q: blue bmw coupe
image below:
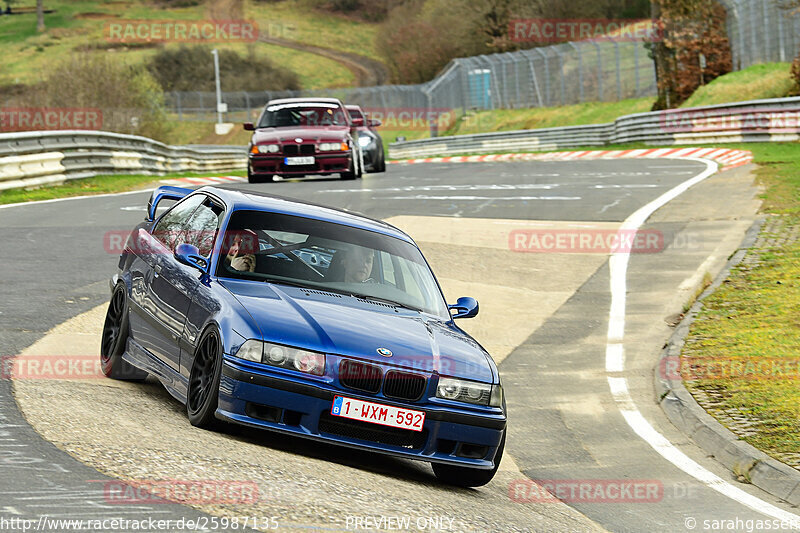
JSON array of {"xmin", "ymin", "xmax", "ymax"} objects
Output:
[{"xmin": 102, "ymin": 186, "xmax": 506, "ymax": 486}]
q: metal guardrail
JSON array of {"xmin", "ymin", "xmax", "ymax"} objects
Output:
[
  {"xmin": 0, "ymin": 130, "xmax": 246, "ymax": 191},
  {"xmin": 389, "ymin": 97, "xmax": 800, "ymax": 159}
]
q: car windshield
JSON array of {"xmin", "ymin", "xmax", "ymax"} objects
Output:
[
  {"xmin": 347, "ymin": 108, "xmax": 363, "ymax": 120},
  {"xmin": 217, "ymin": 210, "xmax": 449, "ymax": 318},
  {"xmin": 258, "ymin": 103, "xmax": 348, "ymax": 128}
]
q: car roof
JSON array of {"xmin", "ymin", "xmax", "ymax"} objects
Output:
[
  {"xmin": 198, "ymin": 186, "xmax": 414, "ymax": 244},
  {"xmin": 345, "ymin": 104, "xmax": 362, "ymax": 110},
  {"xmin": 266, "ymin": 97, "xmax": 343, "ymax": 106}
]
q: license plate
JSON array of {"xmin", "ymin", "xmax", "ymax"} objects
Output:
[
  {"xmin": 284, "ymin": 156, "xmax": 314, "ymax": 165},
  {"xmin": 331, "ymin": 396, "xmax": 425, "ymax": 432}
]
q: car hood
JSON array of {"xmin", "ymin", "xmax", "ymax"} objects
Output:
[
  {"xmin": 220, "ymin": 280, "xmax": 494, "ymax": 382},
  {"xmin": 251, "ymin": 126, "xmax": 350, "ymax": 144}
]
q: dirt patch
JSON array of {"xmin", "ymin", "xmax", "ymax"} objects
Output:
[
  {"xmin": 74, "ymin": 12, "xmax": 119, "ymax": 20},
  {"xmin": 74, "ymin": 41, "xmax": 162, "ymax": 52}
]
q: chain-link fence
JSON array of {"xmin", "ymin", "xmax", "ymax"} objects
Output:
[
  {"xmin": 721, "ymin": 0, "xmax": 800, "ymax": 69},
  {"xmin": 166, "ymin": 0, "xmax": 800, "ymax": 122},
  {"xmin": 167, "ymin": 38, "xmax": 657, "ymax": 121}
]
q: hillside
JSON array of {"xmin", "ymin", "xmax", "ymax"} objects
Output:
[{"xmin": 0, "ymin": 0, "xmax": 384, "ymax": 90}]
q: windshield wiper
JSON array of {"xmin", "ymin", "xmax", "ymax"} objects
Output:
[
  {"xmin": 260, "ymin": 277, "xmax": 317, "ymax": 291},
  {"xmin": 349, "ymin": 293, "xmax": 423, "ymax": 313}
]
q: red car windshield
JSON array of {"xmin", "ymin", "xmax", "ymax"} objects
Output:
[{"xmin": 259, "ymin": 103, "xmax": 348, "ymax": 128}]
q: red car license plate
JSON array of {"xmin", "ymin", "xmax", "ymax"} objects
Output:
[{"xmin": 331, "ymin": 396, "xmax": 425, "ymax": 432}]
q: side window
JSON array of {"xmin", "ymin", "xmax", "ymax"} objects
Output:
[
  {"xmin": 152, "ymin": 194, "xmax": 205, "ymax": 252},
  {"xmin": 183, "ymin": 199, "xmax": 224, "ymax": 257}
]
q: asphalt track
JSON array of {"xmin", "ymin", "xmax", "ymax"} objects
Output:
[{"xmin": 1, "ymin": 159, "xmax": 797, "ymax": 532}]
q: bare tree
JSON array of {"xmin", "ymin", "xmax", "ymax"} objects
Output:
[{"xmin": 36, "ymin": 0, "xmax": 45, "ymax": 33}]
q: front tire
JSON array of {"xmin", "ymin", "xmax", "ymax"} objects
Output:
[
  {"xmin": 376, "ymin": 151, "xmax": 386, "ymax": 173},
  {"xmin": 100, "ymin": 284, "xmax": 148, "ymax": 381},
  {"xmin": 340, "ymin": 157, "xmax": 358, "ymax": 180},
  {"xmin": 432, "ymin": 430, "xmax": 505, "ymax": 488},
  {"xmin": 187, "ymin": 328, "xmax": 223, "ymax": 428}
]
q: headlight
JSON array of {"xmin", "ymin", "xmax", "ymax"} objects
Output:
[
  {"xmin": 357, "ymin": 135, "xmax": 373, "ymax": 147},
  {"xmin": 319, "ymin": 142, "xmax": 349, "ymax": 152},
  {"xmin": 436, "ymin": 377, "xmax": 501, "ymax": 406},
  {"xmin": 255, "ymin": 144, "xmax": 280, "ymax": 154},
  {"xmin": 236, "ymin": 339, "xmax": 263, "ymax": 363},
  {"xmin": 234, "ymin": 341, "xmax": 325, "ymax": 376}
]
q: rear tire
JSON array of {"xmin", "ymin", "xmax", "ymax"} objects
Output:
[
  {"xmin": 100, "ymin": 284, "xmax": 148, "ymax": 381},
  {"xmin": 432, "ymin": 430, "xmax": 505, "ymax": 488},
  {"xmin": 187, "ymin": 328, "xmax": 224, "ymax": 429}
]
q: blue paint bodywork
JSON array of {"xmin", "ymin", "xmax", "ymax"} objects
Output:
[{"xmin": 112, "ymin": 186, "xmax": 506, "ymax": 469}]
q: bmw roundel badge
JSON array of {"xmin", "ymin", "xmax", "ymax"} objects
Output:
[{"xmin": 377, "ymin": 348, "xmax": 393, "ymax": 357}]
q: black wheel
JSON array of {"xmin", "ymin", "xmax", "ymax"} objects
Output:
[
  {"xmin": 100, "ymin": 284, "xmax": 148, "ymax": 381},
  {"xmin": 340, "ymin": 159, "xmax": 357, "ymax": 180},
  {"xmin": 376, "ymin": 151, "xmax": 386, "ymax": 173},
  {"xmin": 432, "ymin": 430, "xmax": 505, "ymax": 488},
  {"xmin": 247, "ymin": 166, "xmax": 262, "ymax": 183},
  {"xmin": 187, "ymin": 328, "xmax": 223, "ymax": 428}
]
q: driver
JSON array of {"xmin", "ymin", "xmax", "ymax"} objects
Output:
[
  {"xmin": 342, "ymin": 244, "xmax": 374, "ymax": 283},
  {"xmin": 226, "ymin": 230, "xmax": 257, "ymax": 272}
]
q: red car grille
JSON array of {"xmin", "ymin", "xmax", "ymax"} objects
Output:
[{"xmin": 283, "ymin": 144, "xmax": 316, "ymax": 156}]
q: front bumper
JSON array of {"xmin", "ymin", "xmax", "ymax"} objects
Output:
[
  {"xmin": 217, "ymin": 357, "xmax": 506, "ymax": 469},
  {"xmin": 249, "ymin": 153, "xmax": 351, "ymax": 177}
]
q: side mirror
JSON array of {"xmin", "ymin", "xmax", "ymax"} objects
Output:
[
  {"xmin": 448, "ymin": 296, "xmax": 479, "ymax": 319},
  {"xmin": 368, "ymin": 118, "xmax": 381, "ymax": 128},
  {"xmin": 351, "ymin": 117, "xmax": 365, "ymax": 127},
  {"xmin": 243, "ymin": 122, "xmax": 255, "ymax": 131},
  {"xmin": 175, "ymin": 243, "xmax": 208, "ymax": 271}
]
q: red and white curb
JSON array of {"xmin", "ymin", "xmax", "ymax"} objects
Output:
[
  {"xmin": 160, "ymin": 175, "xmax": 246, "ymax": 186},
  {"xmin": 390, "ymin": 147, "xmax": 753, "ymax": 172}
]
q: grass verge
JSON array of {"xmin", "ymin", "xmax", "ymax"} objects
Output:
[
  {"xmin": 445, "ymin": 97, "xmax": 656, "ymax": 136},
  {"xmin": 680, "ymin": 142, "xmax": 800, "ymax": 462},
  {"xmin": 681, "ymin": 63, "xmax": 794, "ymax": 108},
  {"xmin": 0, "ymin": 170, "xmax": 244, "ymax": 206}
]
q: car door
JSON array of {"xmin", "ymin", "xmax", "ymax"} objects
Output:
[
  {"xmin": 174, "ymin": 196, "xmax": 225, "ymax": 384},
  {"xmin": 128, "ymin": 194, "xmax": 206, "ymax": 371}
]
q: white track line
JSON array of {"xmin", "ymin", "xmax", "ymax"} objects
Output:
[
  {"xmin": 0, "ymin": 188, "xmax": 153, "ymax": 210},
  {"xmin": 605, "ymin": 157, "xmax": 800, "ymax": 522}
]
